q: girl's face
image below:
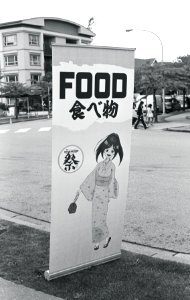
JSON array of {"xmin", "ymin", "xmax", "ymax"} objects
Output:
[{"xmin": 103, "ymin": 145, "xmax": 115, "ymax": 160}]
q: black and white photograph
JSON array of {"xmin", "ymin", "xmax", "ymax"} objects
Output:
[{"xmin": 0, "ymin": 0, "xmax": 190, "ymax": 299}]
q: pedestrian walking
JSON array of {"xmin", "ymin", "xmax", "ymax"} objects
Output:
[
  {"xmin": 147, "ymin": 104, "xmax": 154, "ymax": 126},
  {"xmin": 134, "ymin": 101, "xmax": 147, "ymax": 129}
]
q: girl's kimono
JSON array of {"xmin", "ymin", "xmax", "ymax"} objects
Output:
[{"xmin": 80, "ymin": 160, "xmax": 119, "ymax": 244}]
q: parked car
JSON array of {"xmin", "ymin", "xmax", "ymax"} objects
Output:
[
  {"xmin": 176, "ymin": 95, "xmax": 189, "ymax": 109},
  {"xmin": 164, "ymin": 97, "xmax": 181, "ymax": 113},
  {"xmin": 135, "ymin": 94, "xmax": 162, "ymax": 113}
]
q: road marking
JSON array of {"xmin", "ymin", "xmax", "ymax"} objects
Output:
[
  {"xmin": 15, "ymin": 128, "xmax": 31, "ymax": 133},
  {"xmin": 0, "ymin": 129, "xmax": 10, "ymax": 134},
  {"xmin": 38, "ymin": 127, "xmax": 52, "ymax": 132},
  {"xmin": 0, "ymin": 127, "xmax": 52, "ymax": 134}
]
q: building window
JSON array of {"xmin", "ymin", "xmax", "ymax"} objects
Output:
[
  {"xmin": 31, "ymin": 73, "xmax": 41, "ymax": 84},
  {"xmin": 3, "ymin": 34, "xmax": 17, "ymax": 46},
  {"xmin": 30, "ymin": 54, "xmax": 41, "ymax": 66},
  {"xmin": 66, "ymin": 38, "xmax": 78, "ymax": 44},
  {"xmin": 4, "ymin": 54, "xmax": 18, "ymax": 66},
  {"xmin": 81, "ymin": 40, "xmax": 90, "ymax": 45},
  {"xmin": 29, "ymin": 34, "xmax": 40, "ymax": 46},
  {"xmin": 6, "ymin": 74, "xmax": 18, "ymax": 82}
]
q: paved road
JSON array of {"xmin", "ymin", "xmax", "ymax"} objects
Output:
[
  {"xmin": 125, "ymin": 127, "xmax": 190, "ymax": 253},
  {"xmin": 0, "ymin": 119, "xmax": 52, "ymax": 221},
  {"xmin": 0, "ymin": 118, "xmax": 190, "ymax": 253}
]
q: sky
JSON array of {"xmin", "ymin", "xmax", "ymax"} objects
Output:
[{"xmin": 1, "ymin": 0, "xmax": 189, "ymax": 62}]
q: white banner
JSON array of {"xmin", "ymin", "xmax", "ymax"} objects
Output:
[{"xmin": 45, "ymin": 45, "xmax": 135, "ymax": 280}]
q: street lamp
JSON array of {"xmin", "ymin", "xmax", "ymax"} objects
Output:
[{"xmin": 126, "ymin": 28, "xmax": 165, "ymax": 114}]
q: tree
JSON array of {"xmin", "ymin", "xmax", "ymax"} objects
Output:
[
  {"xmin": 30, "ymin": 74, "xmax": 52, "ymax": 114},
  {"xmin": 135, "ymin": 63, "xmax": 163, "ymax": 122},
  {"xmin": 0, "ymin": 82, "xmax": 30, "ymax": 119},
  {"xmin": 177, "ymin": 55, "xmax": 190, "ymax": 65},
  {"xmin": 135, "ymin": 59, "xmax": 190, "ymax": 118},
  {"xmin": 162, "ymin": 61, "xmax": 190, "ymax": 110}
]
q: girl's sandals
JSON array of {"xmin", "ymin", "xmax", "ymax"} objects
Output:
[
  {"xmin": 94, "ymin": 244, "xmax": 99, "ymax": 250},
  {"xmin": 103, "ymin": 237, "xmax": 111, "ymax": 248}
]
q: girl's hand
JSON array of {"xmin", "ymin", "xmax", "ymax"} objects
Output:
[{"xmin": 74, "ymin": 190, "xmax": 80, "ymax": 202}]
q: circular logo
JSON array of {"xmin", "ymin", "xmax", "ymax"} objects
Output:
[{"xmin": 58, "ymin": 145, "xmax": 84, "ymax": 173}]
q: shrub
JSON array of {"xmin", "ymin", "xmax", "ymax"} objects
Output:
[{"xmin": 0, "ymin": 102, "xmax": 8, "ymax": 111}]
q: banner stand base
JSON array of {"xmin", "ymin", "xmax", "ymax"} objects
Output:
[{"xmin": 44, "ymin": 252, "xmax": 121, "ymax": 281}]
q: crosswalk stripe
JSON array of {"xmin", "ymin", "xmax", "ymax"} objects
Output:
[
  {"xmin": 38, "ymin": 127, "xmax": 52, "ymax": 132},
  {"xmin": 0, "ymin": 127, "xmax": 52, "ymax": 134},
  {"xmin": 15, "ymin": 128, "xmax": 31, "ymax": 133},
  {"xmin": 0, "ymin": 129, "xmax": 10, "ymax": 134}
]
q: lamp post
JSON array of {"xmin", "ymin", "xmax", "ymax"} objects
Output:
[{"xmin": 126, "ymin": 29, "xmax": 165, "ymax": 114}]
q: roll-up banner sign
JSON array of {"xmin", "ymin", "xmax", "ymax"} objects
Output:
[{"xmin": 45, "ymin": 45, "xmax": 135, "ymax": 280}]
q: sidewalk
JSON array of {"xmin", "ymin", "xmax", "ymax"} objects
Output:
[
  {"xmin": 0, "ymin": 112, "xmax": 51, "ymax": 125},
  {"xmin": 146, "ymin": 110, "xmax": 190, "ymax": 132},
  {"xmin": 0, "ymin": 278, "xmax": 62, "ymax": 300}
]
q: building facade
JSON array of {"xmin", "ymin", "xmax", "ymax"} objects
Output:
[{"xmin": 0, "ymin": 17, "xmax": 95, "ymax": 105}]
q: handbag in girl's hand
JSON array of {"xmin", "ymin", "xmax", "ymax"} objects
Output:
[
  {"xmin": 68, "ymin": 202, "xmax": 77, "ymax": 214},
  {"xmin": 68, "ymin": 191, "xmax": 80, "ymax": 214}
]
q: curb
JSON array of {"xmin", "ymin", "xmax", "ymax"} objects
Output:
[
  {"xmin": 0, "ymin": 208, "xmax": 190, "ymax": 266},
  {"xmin": 122, "ymin": 241, "xmax": 190, "ymax": 265},
  {"xmin": 0, "ymin": 208, "xmax": 50, "ymax": 232},
  {"xmin": 0, "ymin": 115, "xmax": 52, "ymax": 125},
  {"xmin": 163, "ymin": 127, "xmax": 190, "ymax": 133}
]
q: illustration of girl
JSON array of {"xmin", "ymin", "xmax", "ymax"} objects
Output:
[{"xmin": 69, "ymin": 133, "xmax": 123, "ymax": 251}]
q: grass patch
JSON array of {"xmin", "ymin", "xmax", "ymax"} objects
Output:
[{"xmin": 0, "ymin": 219, "xmax": 190, "ymax": 299}]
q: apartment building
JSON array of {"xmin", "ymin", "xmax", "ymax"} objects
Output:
[{"xmin": 0, "ymin": 17, "xmax": 95, "ymax": 105}]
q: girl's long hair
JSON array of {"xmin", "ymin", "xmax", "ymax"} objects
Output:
[{"xmin": 95, "ymin": 133, "xmax": 123, "ymax": 164}]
